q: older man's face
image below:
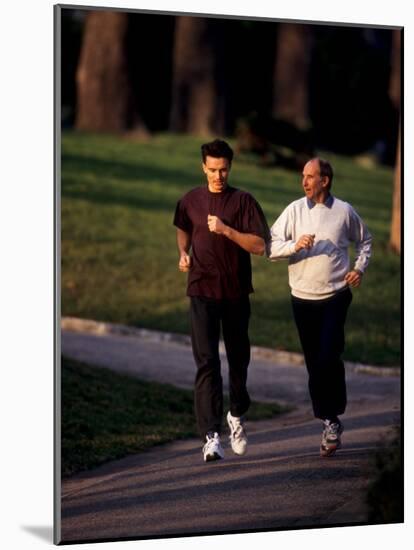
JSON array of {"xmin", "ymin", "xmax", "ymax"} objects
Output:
[{"xmin": 302, "ymin": 160, "xmax": 329, "ymax": 203}]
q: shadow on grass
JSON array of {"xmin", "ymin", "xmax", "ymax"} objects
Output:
[
  {"xmin": 61, "ymin": 152, "xmax": 301, "ymax": 215},
  {"xmin": 62, "ymin": 152, "xmax": 198, "ymax": 187}
]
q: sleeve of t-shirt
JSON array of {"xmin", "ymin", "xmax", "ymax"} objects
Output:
[
  {"xmin": 240, "ymin": 194, "xmax": 270, "ymax": 242},
  {"xmin": 173, "ymin": 198, "xmax": 192, "ymax": 233}
]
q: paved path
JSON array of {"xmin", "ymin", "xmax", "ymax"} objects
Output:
[
  {"xmin": 60, "ymin": 318, "xmax": 399, "ymax": 409},
  {"xmin": 59, "ymin": 318, "xmax": 401, "ymax": 543}
]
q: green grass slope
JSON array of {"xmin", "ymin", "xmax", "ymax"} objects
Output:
[{"xmin": 61, "ymin": 132, "xmax": 400, "ymax": 365}]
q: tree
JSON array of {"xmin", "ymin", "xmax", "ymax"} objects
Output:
[
  {"xmin": 390, "ymin": 132, "xmax": 401, "ymax": 254},
  {"xmin": 272, "ymin": 23, "xmax": 313, "ymax": 130},
  {"xmin": 75, "ymin": 10, "xmax": 147, "ymax": 134},
  {"xmin": 389, "ymin": 29, "xmax": 401, "ymax": 254},
  {"xmin": 169, "ymin": 16, "xmax": 225, "ymax": 137}
]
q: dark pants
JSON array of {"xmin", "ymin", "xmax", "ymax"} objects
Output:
[
  {"xmin": 190, "ymin": 295, "xmax": 251, "ymax": 439},
  {"xmin": 291, "ymin": 288, "xmax": 352, "ymax": 420}
]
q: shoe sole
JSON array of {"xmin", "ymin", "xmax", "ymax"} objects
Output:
[
  {"xmin": 320, "ymin": 441, "xmax": 342, "ymax": 457},
  {"xmin": 231, "ymin": 447, "xmax": 247, "ymax": 456},
  {"xmin": 204, "ymin": 452, "xmax": 223, "ymax": 462}
]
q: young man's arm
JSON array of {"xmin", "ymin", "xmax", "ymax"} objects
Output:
[
  {"xmin": 176, "ymin": 228, "xmax": 192, "ymax": 272},
  {"xmin": 207, "ymin": 215, "xmax": 265, "ymax": 255}
]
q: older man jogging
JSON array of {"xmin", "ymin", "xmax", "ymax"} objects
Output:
[{"xmin": 268, "ymin": 157, "xmax": 372, "ymax": 456}]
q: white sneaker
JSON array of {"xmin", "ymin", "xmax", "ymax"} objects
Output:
[
  {"xmin": 202, "ymin": 432, "xmax": 224, "ymax": 462},
  {"xmin": 227, "ymin": 411, "xmax": 248, "ymax": 456}
]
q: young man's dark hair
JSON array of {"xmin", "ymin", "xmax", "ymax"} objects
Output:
[{"xmin": 201, "ymin": 139, "xmax": 234, "ymax": 164}]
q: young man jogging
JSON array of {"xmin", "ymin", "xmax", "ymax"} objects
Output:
[
  {"xmin": 174, "ymin": 139, "xmax": 269, "ymax": 462},
  {"xmin": 268, "ymin": 157, "xmax": 372, "ymax": 456}
]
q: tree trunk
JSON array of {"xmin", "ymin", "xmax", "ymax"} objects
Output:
[
  {"xmin": 390, "ymin": 127, "xmax": 401, "ymax": 254},
  {"xmin": 75, "ymin": 10, "xmax": 146, "ymax": 133},
  {"xmin": 169, "ymin": 16, "xmax": 225, "ymax": 137},
  {"xmin": 389, "ymin": 30, "xmax": 401, "ymax": 110},
  {"xmin": 389, "ymin": 29, "xmax": 402, "ymax": 254},
  {"xmin": 272, "ymin": 23, "xmax": 312, "ymax": 129}
]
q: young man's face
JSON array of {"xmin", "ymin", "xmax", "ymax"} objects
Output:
[
  {"xmin": 202, "ymin": 156, "xmax": 231, "ymax": 193},
  {"xmin": 302, "ymin": 159, "xmax": 329, "ymax": 203}
]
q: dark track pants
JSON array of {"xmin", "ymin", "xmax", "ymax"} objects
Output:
[
  {"xmin": 190, "ymin": 296, "xmax": 251, "ymax": 440},
  {"xmin": 291, "ymin": 288, "xmax": 352, "ymax": 420}
]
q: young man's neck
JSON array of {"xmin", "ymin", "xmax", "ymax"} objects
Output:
[{"xmin": 208, "ymin": 183, "xmax": 228, "ymax": 193}]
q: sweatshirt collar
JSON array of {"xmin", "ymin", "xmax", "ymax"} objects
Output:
[{"xmin": 306, "ymin": 194, "xmax": 334, "ymax": 209}]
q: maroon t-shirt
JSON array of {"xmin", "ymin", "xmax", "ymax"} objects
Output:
[{"xmin": 173, "ymin": 185, "xmax": 269, "ymax": 299}]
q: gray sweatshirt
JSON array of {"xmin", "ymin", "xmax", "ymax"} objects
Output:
[{"xmin": 268, "ymin": 195, "xmax": 372, "ymax": 300}]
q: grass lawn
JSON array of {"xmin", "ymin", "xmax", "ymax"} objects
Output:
[
  {"xmin": 61, "ymin": 357, "xmax": 287, "ymax": 477},
  {"xmin": 61, "ymin": 132, "xmax": 401, "ymax": 366}
]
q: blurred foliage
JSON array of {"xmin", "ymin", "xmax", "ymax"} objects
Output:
[
  {"xmin": 61, "ymin": 9, "xmax": 398, "ymax": 160},
  {"xmin": 366, "ymin": 427, "xmax": 403, "ymax": 523}
]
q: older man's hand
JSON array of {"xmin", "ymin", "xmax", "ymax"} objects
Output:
[
  {"xmin": 294, "ymin": 234, "xmax": 315, "ymax": 252},
  {"xmin": 344, "ymin": 270, "xmax": 363, "ymax": 287}
]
